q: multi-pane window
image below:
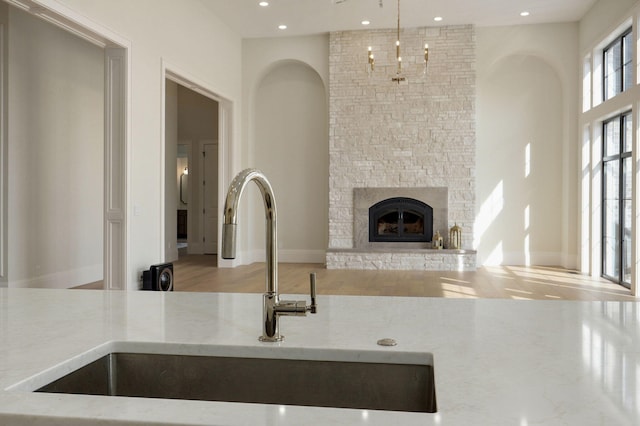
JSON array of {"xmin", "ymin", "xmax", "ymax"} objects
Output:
[
  {"xmin": 603, "ymin": 28, "xmax": 633, "ymax": 101},
  {"xmin": 602, "ymin": 111, "xmax": 632, "ymax": 288}
]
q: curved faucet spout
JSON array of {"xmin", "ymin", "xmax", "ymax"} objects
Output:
[{"xmin": 221, "ymin": 168, "xmax": 278, "ymax": 296}]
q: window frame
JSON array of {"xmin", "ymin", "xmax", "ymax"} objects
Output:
[
  {"xmin": 603, "ymin": 27, "xmax": 633, "ymax": 101},
  {"xmin": 601, "ymin": 110, "xmax": 633, "ymax": 288}
]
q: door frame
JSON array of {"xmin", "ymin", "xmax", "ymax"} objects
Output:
[{"xmin": 5, "ymin": 0, "xmax": 130, "ymax": 289}]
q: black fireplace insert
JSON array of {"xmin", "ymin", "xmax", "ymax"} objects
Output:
[{"xmin": 369, "ymin": 197, "xmax": 433, "ymax": 243}]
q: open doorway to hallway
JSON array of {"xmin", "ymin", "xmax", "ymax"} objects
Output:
[{"xmin": 165, "ymin": 80, "xmax": 219, "ymax": 264}]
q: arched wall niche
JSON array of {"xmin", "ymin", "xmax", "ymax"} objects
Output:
[
  {"xmin": 248, "ymin": 59, "xmax": 329, "ymax": 263},
  {"xmin": 476, "ymin": 53, "xmax": 564, "ymax": 266}
]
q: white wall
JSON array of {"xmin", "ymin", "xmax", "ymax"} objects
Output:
[
  {"xmin": 8, "ymin": 7, "xmax": 104, "ymax": 288},
  {"xmin": 242, "ymin": 35, "xmax": 329, "ymax": 264},
  {"xmin": 53, "ymin": 0, "xmax": 242, "ymax": 287},
  {"xmin": 177, "ymin": 85, "xmax": 219, "ymax": 142},
  {"xmin": 579, "ymin": 0, "xmax": 636, "ymax": 50},
  {"xmin": 476, "ymin": 23, "xmax": 579, "ymax": 267}
]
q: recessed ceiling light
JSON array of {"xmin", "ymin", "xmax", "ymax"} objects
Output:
[
  {"xmin": 520, "ymin": 11, "xmax": 530, "ymax": 17},
  {"xmin": 434, "ymin": 16, "xmax": 443, "ymax": 22},
  {"xmin": 258, "ymin": 1, "xmax": 269, "ymax": 6},
  {"xmin": 361, "ymin": 20, "xmax": 371, "ymax": 25},
  {"xmin": 278, "ymin": 24, "xmax": 287, "ymax": 30}
]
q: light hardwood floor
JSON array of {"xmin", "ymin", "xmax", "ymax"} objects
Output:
[{"xmin": 77, "ymin": 254, "xmax": 637, "ymax": 301}]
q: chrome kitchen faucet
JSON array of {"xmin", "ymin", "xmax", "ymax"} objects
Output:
[{"xmin": 221, "ymin": 168, "xmax": 317, "ymax": 342}]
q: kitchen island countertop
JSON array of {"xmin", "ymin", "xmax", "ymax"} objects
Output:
[{"xmin": 0, "ymin": 288, "xmax": 638, "ymax": 425}]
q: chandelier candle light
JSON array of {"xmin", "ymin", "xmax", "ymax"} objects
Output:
[
  {"xmin": 368, "ymin": 0, "xmax": 429, "ymax": 82},
  {"xmin": 424, "ymin": 43, "xmax": 429, "ymax": 74},
  {"xmin": 392, "ymin": 0, "xmax": 404, "ymax": 83}
]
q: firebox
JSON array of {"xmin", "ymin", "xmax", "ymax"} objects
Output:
[{"xmin": 369, "ymin": 197, "xmax": 433, "ymax": 243}]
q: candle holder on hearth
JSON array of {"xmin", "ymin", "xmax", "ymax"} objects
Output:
[
  {"xmin": 433, "ymin": 230, "xmax": 443, "ymax": 250},
  {"xmin": 449, "ymin": 223, "xmax": 462, "ymax": 250}
]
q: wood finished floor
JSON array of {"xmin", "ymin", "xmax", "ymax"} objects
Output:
[{"xmin": 75, "ymin": 254, "xmax": 636, "ymax": 301}]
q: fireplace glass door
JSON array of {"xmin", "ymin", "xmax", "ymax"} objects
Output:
[{"xmin": 369, "ymin": 198, "xmax": 433, "ymax": 243}]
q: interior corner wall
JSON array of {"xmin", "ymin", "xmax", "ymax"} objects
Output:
[
  {"xmin": 7, "ymin": 7, "xmax": 104, "ymax": 288},
  {"xmin": 476, "ymin": 23, "xmax": 579, "ymax": 267}
]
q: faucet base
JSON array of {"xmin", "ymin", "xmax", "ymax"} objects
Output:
[{"xmin": 259, "ymin": 335, "xmax": 284, "ymax": 343}]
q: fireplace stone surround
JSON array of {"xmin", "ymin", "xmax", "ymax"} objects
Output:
[
  {"xmin": 326, "ymin": 187, "xmax": 477, "ymax": 271},
  {"xmin": 326, "ymin": 25, "xmax": 477, "ymax": 271}
]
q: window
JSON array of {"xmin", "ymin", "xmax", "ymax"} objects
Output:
[
  {"xmin": 603, "ymin": 28, "xmax": 633, "ymax": 101},
  {"xmin": 602, "ymin": 111, "xmax": 632, "ymax": 288}
]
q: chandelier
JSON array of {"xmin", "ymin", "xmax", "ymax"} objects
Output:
[{"xmin": 367, "ymin": 0, "xmax": 429, "ymax": 83}]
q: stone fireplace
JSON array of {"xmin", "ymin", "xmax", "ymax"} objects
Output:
[{"xmin": 326, "ymin": 25, "xmax": 477, "ymax": 271}]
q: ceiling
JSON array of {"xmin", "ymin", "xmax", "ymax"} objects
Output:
[{"xmin": 201, "ymin": 0, "xmax": 599, "ymax": 39}]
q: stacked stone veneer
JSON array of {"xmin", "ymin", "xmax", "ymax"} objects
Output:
[{"xmin": 326, "ymin": 25, "xmax": 477, "ymax": 271}]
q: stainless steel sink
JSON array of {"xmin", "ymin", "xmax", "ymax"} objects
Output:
[{"xmin": 35, "ymin": 351, "xmax": 437, "ymax": 413}]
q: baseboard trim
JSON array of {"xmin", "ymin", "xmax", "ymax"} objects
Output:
[
  {"xmin": 11, "ymin": 264, "xmax": 103, "ymax": 289},
  {"xmin": 480, "ymin": 251, "xmax": 566, "ymax": 267}
]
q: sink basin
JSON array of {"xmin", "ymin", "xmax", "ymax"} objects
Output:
[{"xmin": 33, "ymin": 344, "xmax": 436, "ymax": 413}]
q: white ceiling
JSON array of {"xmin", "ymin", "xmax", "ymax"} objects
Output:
[{"xmin": 201, "ymin": 0, "xmax": 599, "ymax": 39}]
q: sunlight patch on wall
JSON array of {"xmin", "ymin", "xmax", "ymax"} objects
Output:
[
  {"xmin": 592, "ymin": 50, "xmax": 603, "ymax": 107},
  {"xmin": 484, "ymin": 241, "xmax": 504, "ymax": 265},
  {"xmin": 581, "ymin": 125, "xmax": 591, "ymax": 273},
  {"xmin": 524, "ymin": 205, "xmax": 530, "ymax": 265},
  {"xmin": 474, "ymin": 180, "xmax": 504, "ymax": 248},
  {"xmin": 582, "ymin": 54, "xmax": 591, "ymax": 112},
  {"xmin": 591, "ymin": 126, "xmax": 603, "ymax": 277},
  {"xmin": 525, "ymin": 143, "xmax": 531, "ymax": 177}
]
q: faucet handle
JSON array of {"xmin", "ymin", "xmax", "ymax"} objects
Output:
[{"xmin": 308, "ymin": 272, "xmax": 317, "ymax": 314}]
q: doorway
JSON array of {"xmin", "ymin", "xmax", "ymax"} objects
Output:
[
  {"xmin": 2, "ymin": 2, "xmax": 128, "ymax": 290},
  {"xmin": 164, "ymin": 76, "xmax": 221, "ymax": 263}
]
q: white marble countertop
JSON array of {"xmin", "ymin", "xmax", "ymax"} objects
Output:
[{"xmin": 0, "ymin": 288, "xmax": 639, "ymax": 425}]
